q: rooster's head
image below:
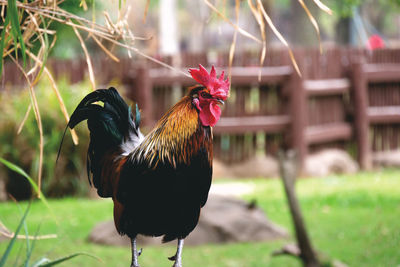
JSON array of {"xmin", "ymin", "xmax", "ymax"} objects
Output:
[{"xmin": 189, "ymin": 64, "xmax": 230, "ymax": 127}]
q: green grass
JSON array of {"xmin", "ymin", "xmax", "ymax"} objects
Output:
[{"xmin": 1, "ymin": 169, "xmax": 400, "ymax": 266}]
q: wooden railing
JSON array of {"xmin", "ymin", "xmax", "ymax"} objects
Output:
[
  {"xmin": 3, "ymin": 47, "xmax": 400, "ymax": 170},
  {"xmin": 125, "ymin": 60, "xmax": 400, "ymax": 170}
]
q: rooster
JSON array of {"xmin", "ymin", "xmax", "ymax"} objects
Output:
[{"xmin": 60, "ymin": 65, "xmax": 229, "ymax": 267}]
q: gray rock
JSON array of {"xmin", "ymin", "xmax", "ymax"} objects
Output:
[
  {"xmin": 88, "ymin": 194, "xmax": 288, "ymax": 247},
  {"xmin": 230, "ymin": 155, "xmax": 279, "ymax": 178},
  {"xmin": 305, "ymin": 149, "xmax": 358, "ymax": 177},
  {"xmin": 212, "ymin": 159, "xmax": 234, "ymax": 178},
  {"xmin": 373, "ymin": 150, "xmax": 400, "ymax": 167},
  {"xmin": 214, "ymin": 149, "xmax": 359, "ymax": 179},
  {"xmin": 213, "ymin": 155, "xmax": 279, "ymax": 179}
]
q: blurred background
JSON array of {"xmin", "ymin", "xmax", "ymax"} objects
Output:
[{"xmin": 1, "ymin": 0, "xmax": 400, "ymax": 266}]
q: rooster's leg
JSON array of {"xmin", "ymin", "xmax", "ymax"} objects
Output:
[
  {"xmin": 168, "ymin": 238, "xmax": 184, "ymax": 267},
  {"xmin": 130, "ymin": 237, "xmax": 140, "ymax": 267}
]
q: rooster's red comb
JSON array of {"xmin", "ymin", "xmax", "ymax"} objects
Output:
[{"xmin": 189, "ymin": 65, "xmax": 230, "ymax": 97}]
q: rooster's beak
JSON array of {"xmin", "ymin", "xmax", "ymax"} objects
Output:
[{"xmin": 217, "ymin": 99, "xmax": 225, "ymax": 105}]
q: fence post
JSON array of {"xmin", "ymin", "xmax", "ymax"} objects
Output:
[
  {"xmin": 288, "ymin": 62, "xmax": 307, "ymax": 172},
  {"xmin": 130, "ymin": 64, "xmax": 154, "ymax": 128},
  {"xmin": 351, "ymin": 59, "xmax": 372, "ymax": 170}
]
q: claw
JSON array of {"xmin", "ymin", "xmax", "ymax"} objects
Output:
[
  {"xmin": 168, "ymin": 255, "xmax": 176, "ymax": 261},
  {"xmin": 169, "ymin": 238, "xmax": 184, "ymax": 267},
  {"xmin": 138, "ymin": 248, "xmax": 143, "ymax": 256}
]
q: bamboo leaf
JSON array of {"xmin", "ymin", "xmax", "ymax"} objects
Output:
[
  {"xmin": 22, "ymin": 213, "xmax": 31, "ymax": 265},
  {"xmin": 0, "ymin": 158, "xmax": 50, "ymax": 211},
  {"xmin": 23, "ymin": 224, "xmax": 41, "ymax": 267},
  {"xmin": 0, "ymin": 203, "xmax": 31, "ymax": 267},
  {"xmin": 0, "ymin": 14, "xmax": 10, "ymax": 77},
  {"xmin": 36, "ymin": 252, "xmax": 100, "ymax": 267},
  {"xmin": 8, "ymin": 0, "xmax": 27, "ymax": 67}
]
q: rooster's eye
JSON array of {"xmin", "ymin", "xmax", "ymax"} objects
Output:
[{"xmin": 201, "ymin": 92, "xmax": 211, "ymax": 98}]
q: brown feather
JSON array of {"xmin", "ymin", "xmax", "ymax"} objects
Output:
[{"xmin": 132, "ymin": 95, "xmax": 211, "ymax": 168}]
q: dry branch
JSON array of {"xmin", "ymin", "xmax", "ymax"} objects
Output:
[
  {"xmin": 312, "ymin": 0, "xmax": 332, "ymax": 15},
  {"xmin": 26, "ymin": 50, "xmax": 79, "ymax": 145},
  {"xmin": 0, "ymin": 219, "xmax": 57, "ymax": 240},
  {"xmin": 17, "ymin": 104, "xmax": 32, "ymax": 135},
  {"xmin": 277, "ymin": 150, "xmax": 320, "ymax": 267},
  {"xmin": 297, "ymin": 0, "xmax": 322, "ymax": 54},
  {"xmin": 72, "ymin": 24, "xmax": 96, "ymax": 91},
  {"xmin": 257, "ymin": 0, "xmax": 301, "ymax": 76}
]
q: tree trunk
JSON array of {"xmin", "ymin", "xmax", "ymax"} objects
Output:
[{"xmin": 335, "ymin": 17, "xmax": 351, "ymax": 45}]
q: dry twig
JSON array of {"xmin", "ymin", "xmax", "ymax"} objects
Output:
[
  {"xmin": 9, "ymin": 55, "xmax": 44, "ymax": 199},
  {"xmin": 257, "ymin": 0, "xmax": 301, "ymax": 76},
  {"xmin": 297, "ymin": 0, "xmax": 322, "ymax": 54},
  {"xmin": 228, "ymin": 0, "xmax": 240, "ymax": 79},
  {"xmin": 72, "ymin": 23, "xmax": 96, "ymax": 91},
  {"xmin": 204, "ymin": 0, "xmax": 261, "ymax": 44}
]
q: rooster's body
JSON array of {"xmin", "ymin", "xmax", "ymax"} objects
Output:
[{"xmin": 63, "ymin": 65, "xmax": 229, "ymax": 267}]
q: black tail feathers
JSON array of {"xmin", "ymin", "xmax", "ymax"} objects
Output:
[
  {"xmin": 68, "ymin": 87, "xmax": 140, "ymax": 134},
  {"xmin": 57, "ymin": 87, "xmax": 141, "ymax": 191}
]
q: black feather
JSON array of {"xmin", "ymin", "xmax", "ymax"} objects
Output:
[
  {"xmin": 58, "ymin": 87, "xmax": 141, "ymax": 193},
  {"xmin": 135, "ymin": 104, "xmax": 141, "ymax": 130}
]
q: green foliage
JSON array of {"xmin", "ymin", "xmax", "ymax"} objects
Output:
[
  {"xmin": 0, "ymin": 0, "xmax": 101, "ymax": 64},
  {"xmin": 0, "ymin": 79, "xmax": 92, "ymax": 198},
  {"xmin": 329, "ymin": 0, "xmax": 400, "ymax": 17},
  {"xmin": 0, "ymin": 202, "xmax": 98, "ymax": 267},
  {"xmin": 0, "ymin": 202, "xmax": 30, "ymax": 267},
  {"xmin": 330, "ymin": 0, "xmax": 362, "ymax": 17}
]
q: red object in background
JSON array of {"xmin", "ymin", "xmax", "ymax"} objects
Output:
[{"xmin": 368, "ymin": 34, "xmax": 385, "ymax": 50}]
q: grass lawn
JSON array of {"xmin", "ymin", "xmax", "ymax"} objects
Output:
[{"xmin": 0, "ymin": 169, "xmax": 399, "ymax": 266}]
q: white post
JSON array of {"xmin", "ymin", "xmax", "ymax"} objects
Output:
[{"xmin": 159, "ymin": 0, "xmax": 179, "ymax": 55}]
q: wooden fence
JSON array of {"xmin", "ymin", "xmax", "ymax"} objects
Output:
[{"xmin": 2, "ymin": 47, "xmax": 400, "ymax": 169}]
